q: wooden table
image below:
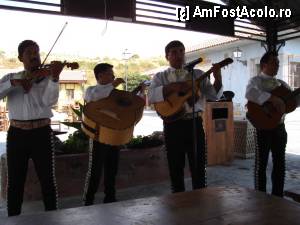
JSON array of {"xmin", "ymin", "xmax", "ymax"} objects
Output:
[{"xmin": 2, "ymin": 187, "xmax": 300, "ymax": 225}]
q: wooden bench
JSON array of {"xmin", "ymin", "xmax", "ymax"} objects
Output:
[{"xmin": 2, "ymin": 187, "xmax": 300, "ymax": 225}]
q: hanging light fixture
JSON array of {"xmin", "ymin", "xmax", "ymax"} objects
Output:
[
  {"xmin": 233, "ymin": 47, "xmax": 242, "ymax": 58},
  {"xmin": 233, "ymin": 47, "xmax": 247, "ymax": 66}
]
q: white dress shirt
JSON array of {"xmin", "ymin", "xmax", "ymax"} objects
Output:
[
  {"xmin": 84, "ymin": 82, "xmax": 146, "ymax": 104},
  {"xmin": 148, "ymin": 67, "xmax": 223, "ymax": 113},
  {"xmin": 84, "ymin": 83, "xmax": 114, "ymax": 103},
  {"xmin": 0, "ymin": 71, "xmax": 59, "ymax": 120},
  {"xmin": 245, "ymin": 72, "xmax": 300, "ymax": 106},
  {"xmin": 245, "ymin": 72, "xmax": 300, "ymax": 123}
]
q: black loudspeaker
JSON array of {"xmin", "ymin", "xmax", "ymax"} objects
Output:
[
  {"xmin": 62, "ymin": 0, "xmax": 135, "ymax": 21},
  {"xmin": 223, "ymin": 91, "xmax": 235, "ymax": 101}
]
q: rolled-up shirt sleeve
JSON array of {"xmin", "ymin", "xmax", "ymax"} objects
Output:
[
  {"xmin": 84, "ymin": 84, "xmax": 114, "ymax": 103},
  {"xmin": 245, "ymin": 77, "xmax": 271, "ymax": 105},
  {"xmin": 148, "ymin": 74, "xmax": 164, "ymax": 104}
]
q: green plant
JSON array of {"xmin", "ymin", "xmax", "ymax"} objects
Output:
[
  {"xmin": 126, "ymin": 73, "xmax": 150, "ymax": 92},
  {"xmin": 58, "ymin": 103, "xmax": 89, "ymax": 154},
  {"xmin": 126, "ymin": 132, "xmax": 164, "ymax": 149},
  {"xmin": 61, "ymin": 103, "xmax": 84, "ymax": 130},
  {"xmin": 58, "ymin": 130, "xmax": 89, "ymax": 154}
]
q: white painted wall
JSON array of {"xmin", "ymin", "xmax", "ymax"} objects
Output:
[{"xmin": 186, "ymin": 38, "xmax": 300, "ymax": 115}]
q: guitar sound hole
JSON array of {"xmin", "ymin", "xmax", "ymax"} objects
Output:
[{"xmin": 117, "ymin": 98, "xmax": 132, "ymax": 107}]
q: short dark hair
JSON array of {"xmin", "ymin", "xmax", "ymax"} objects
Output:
[
  {"xmin": 260, "ymin": 51, "xmax": 278, "ymax": 69},
  {"xmin": 165, "ymin": 40, "xmax": 185, "ymax": 56},
  {"xmin": 94, "ymin": 63, "xmax": 113, "ymax": 80},
  {"xmin": 18, "ymin": 40, "xmax": 39, "ymax": 57}
]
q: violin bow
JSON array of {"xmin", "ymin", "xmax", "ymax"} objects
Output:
[
  {"xmin": 41, "ymin": 21, "xmax": 68, "ymax": 67},
  {"xmin": 34, "ymin": 22, "xmax": 68, "ymax": 84}
]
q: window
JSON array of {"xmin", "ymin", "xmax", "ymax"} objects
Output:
[
  {"xmin": 66, "ymin": 89, "xmax": 74, "ymax": 101},
  {"xmin": 289, "ymin": 62, "xmax": 300, "ymax": 90},
  {"xmin": 250, "ymin": 58, "xmax": 260, "ymax": 78},
  {"xmin": 255, "ymin": 64, "xmax": 261, "ymax": 76},
  {"xmin": 66, "ymin": 83, "xmax": 75, "ymax": 89}
]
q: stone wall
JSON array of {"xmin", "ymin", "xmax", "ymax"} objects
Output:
[{"xmin": 0, "ymin": 146, "xmax": 182, "ymax": 201}]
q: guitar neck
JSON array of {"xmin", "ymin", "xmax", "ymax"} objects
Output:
[
  {"xmin": 131, "ymin": 80, "xmax": 150, "ymax": 95},
  {"xmin": 193, "ymin": 57, "xmax": 232, "ymax": 84},
  {"xmin": 194, "ymin": 68, "xmax": 213, "ymax": 85},
  {"xmin": 131, "ymin": 86, "xmax": 141, "ymax": 95}
]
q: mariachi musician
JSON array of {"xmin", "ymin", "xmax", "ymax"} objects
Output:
[
  {"xmin": 246, "ymin": 51, "xmax": 300, "ymax": 197},
  {"xmin": 0, "ymin": 40, "xmax": 67, "ymax": 216},
  {"xmin": 148, "ymin": 40, "xmax": 223, "ymax": 193},
  {"xmin": 82, "ymin": 63, "xmax": 146, "ymax": 205}
]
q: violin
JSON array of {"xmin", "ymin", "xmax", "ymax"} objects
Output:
[
  {"xmin": 11, "ymin": 61, "xmax": 79, "ymax": 93},
  {"xmin": 12, "ymin": 23, "xmax": 80, "ymax": 93},
  {"xmin": 25, "ymin": 61, "xmax": 79, "ymax": 83}
]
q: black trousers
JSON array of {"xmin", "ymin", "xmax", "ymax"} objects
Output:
[
  {"xmin": 164, "ymin": 117, "xmax": 206, "ymax": 193},
  {"xmin": 6, "ymin": 125, "xmax": 57, "ymax": 216},
  {"xmin": 254, "ymin": 123, "xmax": 287, "ymax": 197},
  {"xmin": 83, "ymin": 141, "xmax": 120, "ymax": 205}
]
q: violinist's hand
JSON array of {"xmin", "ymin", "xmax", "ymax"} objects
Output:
[
  {"xmin": 50, "ymin": 61, "xmax": 65, "ymax": 82},
  {"xmin": 11, "ymin": 79, "xmax": 32, "ymax": 93},
  {"xmin": 112, "ymin": 78, "xmax": 125, "ymax": 87}
]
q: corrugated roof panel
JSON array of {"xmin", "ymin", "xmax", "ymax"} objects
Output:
[{"xmin": 0, "ymin": 0, "xmax": 61, "ymax": 13}]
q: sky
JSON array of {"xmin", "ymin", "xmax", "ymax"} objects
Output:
[{"xmin": 0, "ymin": 8, "xmax": 223, "ymax": 59}]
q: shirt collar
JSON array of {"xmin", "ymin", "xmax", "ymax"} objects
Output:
[
  {"xmin": 260, "ymin": 72, "xmax": 276, "ymax": 79},
  {"xmin": 168, "ymin": 66, "xmax": 184, "ymax": 72},
  {"xmin": 96, "ymin": 82, "xmax": 113, "ymax": 87}
]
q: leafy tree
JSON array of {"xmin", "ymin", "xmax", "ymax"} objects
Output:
[
  {"xmin": 131, "ymin": 54, "xmax": 140, "ymax": 60},
  {"xmin": 126, "ymin": 73, "xmax": 149, "ymax": 92}
]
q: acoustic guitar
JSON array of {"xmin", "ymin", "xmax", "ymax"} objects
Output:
[
  {"xmin": 246, "ymin": 85, "xmax": 300, "ymax": 130},
  {"xmin": 154, "ymin": 58, "xmax": 233, "ymax": 122},
  {"xmin": 82, "ymin": 82, "xmax": 148, "ymax": 145}
]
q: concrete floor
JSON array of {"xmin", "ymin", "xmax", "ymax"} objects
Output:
[{"xmin": 1, "ymin": 153, "xmax": 300, "ymax": 218}]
